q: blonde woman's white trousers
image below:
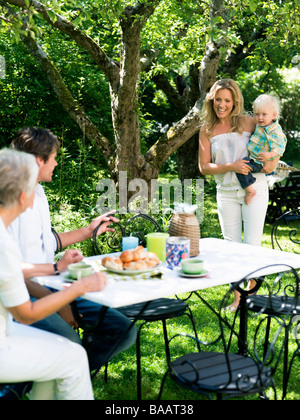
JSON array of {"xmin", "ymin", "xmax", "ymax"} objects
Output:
[{"xmin": 216, "ymin": 173, "xmax": 269, "ymax": 246}]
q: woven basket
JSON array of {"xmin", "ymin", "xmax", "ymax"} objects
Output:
[{"xmin": 168, "ymin": 213, "xmax": 200, "ymax": 257}]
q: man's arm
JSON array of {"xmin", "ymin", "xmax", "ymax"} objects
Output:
[
  {"xmin": 22, "ymin": 249, "xmax": 83, "ymax": 280},
  {"xmin": 57, "ymin": 211, "xmax": 119, "ymax": 248},
  {"xmin": 23, "ymin": 249, "xmax": 85, "ymax": 328},
  {"xmin": 9, "ymin": 272, "xmax": 107, "ymax": 326}
]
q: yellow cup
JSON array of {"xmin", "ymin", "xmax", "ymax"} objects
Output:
[{"xmin": 146, "ymin": 233, "xmax": 169, "ymax": 262}]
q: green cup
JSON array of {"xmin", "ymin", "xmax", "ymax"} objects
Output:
[
  {"xmin": 146, "ymin": 232, "xmax": 169, "ymax": 262},
  {"xmin": 181, "ymin": 259, "xmax": 204, "ymax": 274},
  {"xmin": 68, "ymin": 262, "xmax": 93, "ymax": 280}
]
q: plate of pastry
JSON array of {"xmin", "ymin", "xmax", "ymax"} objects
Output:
[{"xmin": 102, "ymin": 246, "xmax": 162, "ymax": 275}]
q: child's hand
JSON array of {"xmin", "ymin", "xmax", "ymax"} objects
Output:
[
  {"xmin": 257, "ymin": 152, "xmax": 270, "ymax": 162},
  {"xmin": 261, "ymin": 161, "xmax": 276, "ymax": 174}
]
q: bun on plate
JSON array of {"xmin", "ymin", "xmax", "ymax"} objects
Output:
[
  {"xmin": 120, "ymin": 250, "xmax": 134, "ymax": 263},
  {"xmin": 102, "ymin": 257, "xmax": 123, "ymax": 270},
  {"xmin": 123, "ymin": 260, "xmax": 148, "ymax": 271},
  {"xmin": 132, "ymin": 245, "xmax": 147, "ymax": 261},
  {"xmin": 102, "ymin": 246, "xmax": 160, "ymax": 271}
]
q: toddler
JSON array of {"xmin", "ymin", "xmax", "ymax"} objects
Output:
[{"xmin": 237, "ymin": 94, "xmax": 287, "ymax": 204}]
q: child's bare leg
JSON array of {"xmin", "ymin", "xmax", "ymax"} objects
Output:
[
  {"xmin": 247, "ymin": 279, "xmax": 257, "ymax": 294},
  {"xmin": 244, "ymin": 185, "xmax": 256, "ymax": 205},
  {"xmin": 224, "ymin": 280, "xmax": 257, "ymax": 313},
  {"xmin": 225, "ymin": 289, "xmax": 240, "ymax": 312}
]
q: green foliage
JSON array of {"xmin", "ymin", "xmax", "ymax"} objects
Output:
[
  {"xmin": 1, "ymin": 0, "xmax": 300, "ymax": 172},
  {"xmin": 0, "ymin": 27, "xmax": 113, "ymax": 155},
  {"xmin": 0, "ymin": 0, "xmax": 299, "ymax": 399}
]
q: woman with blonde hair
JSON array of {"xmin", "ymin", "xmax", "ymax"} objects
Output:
[
  {"xmin": 199, "ymin": 79, "xmax": 279, "ymax": 311},
  {"xmin": 0, "ymin": 148, "xmax": 107, "ymax": 399}
]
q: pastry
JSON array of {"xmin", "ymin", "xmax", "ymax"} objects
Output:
[
  {"xmin": 120, "ymin": 250, "xmax": 135, "ymax": 263},
  {"xmin": 132, "ymin": 245, "xmax": 147, "ymax": 261},
  {"xmin": 103, "ymin": 246, "xmax": 160, "ymax": 271},
  {"xmin": 123, "ymin": 260, "xmax": 148, "ymax": 271},
  {"xmin": 102, "ymin": 256, "xmax": 123, "ymax": 270}
]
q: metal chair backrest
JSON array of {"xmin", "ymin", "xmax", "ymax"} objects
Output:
[
  {"xmin": 52, "ymin": 227, "xmax": 63, "ymax": 253},
  {"xmin": 92, "ymin": 212, "xmax": 162, "ymax": 255},
  {"xmin": 165, "ymin": 264, "xmax": 300, "ymax": 398},
  {"xmin": 271, "ymin": 209, "xmax": 300, "ymax": 252}
]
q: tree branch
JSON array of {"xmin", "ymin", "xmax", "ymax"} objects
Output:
[
  {"xmin": 123, "ymin": 0, "xmax": 162, "ymax": 24},
  {"xmin": 3, "ymin": 0, "xmax": 120, "ymax": 87},
  {"xmin": 144, "ymin": 99, "xmax": 202, "ymax": 173},
  {"xmin": 152, "ymin": 72, "xmax": 189, "ymax": 115},
  {"xmin": 20, "ymin": 30, "xmax": 114, "ymax": 166},
  {"xmin": 199, "ymin": 0, "xmax": 228, "ymax": 97}
]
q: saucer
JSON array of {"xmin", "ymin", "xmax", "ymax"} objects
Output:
[{"xmin": 178, "ymin": 269, "xmax": 209, "ymax": 279}]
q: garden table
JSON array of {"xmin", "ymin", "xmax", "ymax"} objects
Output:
[
  {"xmin": 32, "ymin": 238, "xmax": 300, "ymax": 308},
  {"xmin": 31, "ymin": 237, "xmax": 300, "ymax": 397}
]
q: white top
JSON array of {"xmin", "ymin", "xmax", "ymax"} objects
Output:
[
  {"xmin": 0, "ymin": 218, "xmax": 29, "ymax": 338},
  {"xmin": 210, "ymin": 131, "xmax": 251, "ymax": 190},
  {"xmin": 8, "ymin": 184, "xmax": 57, "ymax": 264}
]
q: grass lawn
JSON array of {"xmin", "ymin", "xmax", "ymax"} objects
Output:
[{"xmin": 48, "ymin": 174, "xmax": 299, "ymax": 401}]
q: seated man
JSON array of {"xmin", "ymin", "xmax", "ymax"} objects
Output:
[{"xmin": 9, "ymin": 127, "xmax": 136, "ymax": 371}]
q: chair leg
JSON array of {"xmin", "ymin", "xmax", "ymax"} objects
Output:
[
  {"xmin": 136, "ymin": 318, "xmax": 175, "ymax": 400},
  {"xmin": 136, "ymin": 321, "xmax": 146, "ymax": 400},
  {"xmin": 104, "ymin": 362, "xmax": 108, "ymax": 383},
  {"xmin": 263, "ymin": 316, "xmax": 293, "ymax": 401},
  {"xmin": 157, "ymin": 368, "xmax": 170, "ymax": 400},
  {"xmin": 282, "ymin": 327, "xmax": 290, "ymax": 400},
  {"xmin": 135, "ymin": 308, "xmax": 199, "ymax": 400},
  {"xmin": 263, "ymin": 316, "xmax": 272, "ymax": 360},
  {"xmin": 185, "ymin": 310, "xmax": 201, "ymax": 352},
  {"xmin": 162, "ymin": 320, "xmax": 171, "ymax": 363}
]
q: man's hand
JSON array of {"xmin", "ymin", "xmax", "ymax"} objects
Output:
[
  {"xmin": 77, "ymin": 272, "xmax": 108, "ymax": 294},
  {"xmin": 57, "ymin": 249, "xmax": 83, "ymax": 273},
  {"xmin": 57, "ymin": 211, "xmax": 120, "ymax": 248},
  {"xmin": 86, "ymin": 210, "xmax": 119, "ymax": 237}
]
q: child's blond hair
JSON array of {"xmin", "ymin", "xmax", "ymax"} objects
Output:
[{"xmin": 253, "ymin": 94, "xmax": 281, "ymax": 120}]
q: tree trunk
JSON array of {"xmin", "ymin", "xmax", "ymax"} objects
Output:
[
  {"xmin": 176, "ymin": 134, "xmax": 200, "ymax": 180},
  {"xmin": 110, "ymin": 8, "xmax": 143, "ymax": 182}
]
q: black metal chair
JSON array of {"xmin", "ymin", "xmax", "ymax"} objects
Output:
[
  {"xmin": 158, "ymin": 265, "xmax": 299, "ymax": 400},
  {"xmin": 92, "ymin": 212, "xmax": 199, "ymax": 400},
  {"xmin": 246, "ymin": 264, "xmax": 300, "ymax": 400},
  {"xmin": 271, "ymin": 208, "xmax": 300, "ymax": 252},
  {"xmin": 0, "ymin": 382, "xmax": 32, "ymax": 400},
  {"xmin": 245, "ymin": 211, "xmax": 300, "ymax": 399},
  {"xmin": 268, "ymin": 172, "xmax": 300, "ymax": 223},
  {"xmin": 52, "ymin": 227, "xmax": 63, "ymax": 253}
]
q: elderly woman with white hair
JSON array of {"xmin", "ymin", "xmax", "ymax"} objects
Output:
[{"xmin": 0, "ymin": 148, "xmax": 107, "ymax": 400}]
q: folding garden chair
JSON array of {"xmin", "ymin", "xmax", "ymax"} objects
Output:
[
  {"xmin": 92, "ymin": 212, "xmax": 199, "ymax": 399},
  {"xmin": 158, "ymin": 265, "xmax": 299, "ymax": 400}
]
